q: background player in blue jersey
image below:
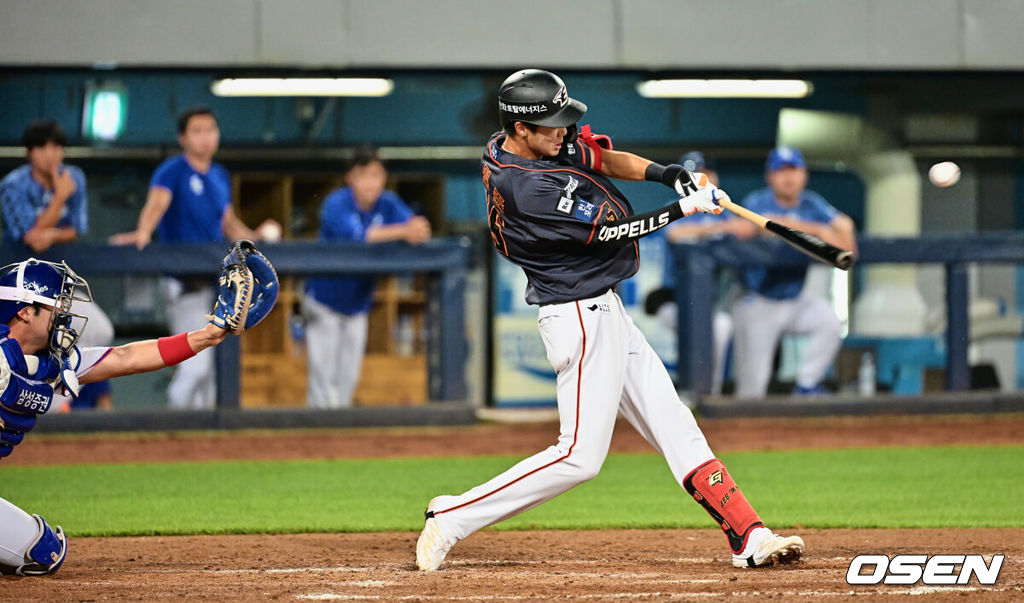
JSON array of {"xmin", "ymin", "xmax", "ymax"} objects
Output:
[
  {"xmin": 730, "ymin": 147, "xmax": 858, "ymax": 397},
  {"xmin": 302, "ymin": 146, "xmax": 431, "ymax": 408},
  {"xmin": 111, "ymin": 107, "xmax": 280, "ymax": 408},
  {"xmin": 1, "ymin": 119, "xmax": 116, "ymax": 410},
  {"xmin": 657, "ymin": 151, "xmax": 744, "ymax": 396},
  {"xmin": 1, "ymin": 120, "xmax": 86, "ymax": 253},
  {"xmin": 416, "ymin": 69, "xmax": 803, "ymax": 572}
]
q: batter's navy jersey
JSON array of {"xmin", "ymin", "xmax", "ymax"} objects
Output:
[
  {"xmin": 482, "ymin": 132, "xmax": 644, "ymax": 305},
  {"xmin": 150, "ymin": 154, "xmax": 231, "ymax": 243},
  {"xmin": 739, "ymin": 187, "xmax": 839, "ymax": 300}
]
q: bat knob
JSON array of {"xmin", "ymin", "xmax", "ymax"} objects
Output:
[{"xmin": 836, "ymin": 252, "xmax": 855, "ymax": 271}]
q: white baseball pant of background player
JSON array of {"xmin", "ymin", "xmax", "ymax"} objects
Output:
[
  {"xmin": 658, "ymin": 303, "xmax": 733, "ymax": 396},
  {"xmin": 161, "ymin": 278, "xmax": 217, "ymax": 409},
  {"xmin": 730, "ymin": 290, "xmax": 841, "ymax": 398},
  {"xmin": 301, "ymin": 295, "xmax": 368, "ymax": 408},
  {"xmin": 426, "ymin": 289, "xmax": 717, "ymax": 539},
  {"xmin": 48, "ymin": 299, "xmax": 116, "ymax": 408}
]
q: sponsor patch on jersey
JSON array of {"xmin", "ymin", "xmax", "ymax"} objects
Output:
[
  {"xmin": 596, "ymin": 211, "xmax": 672, "ymax": 241},
  {"xmin": 573, "ymin": 200, "xmax": 596, "ymax": 222},
  {"xmin": 563, "ymin": 176, "xmax": 579, "ymax": 195},
  {"xmin": 556, "ymin": 196, "xmax": 574, "ymax": 214},
  {"xmin": 189, "ymin": 174, "xmax": 204, "ymax": 195}
]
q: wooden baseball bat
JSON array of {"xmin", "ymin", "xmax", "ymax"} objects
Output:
[{"xmin": 717, "ymin": 196, "xmax": 855, "ymax": 270}]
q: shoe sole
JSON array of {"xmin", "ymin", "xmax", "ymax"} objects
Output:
[
  {"xmin": 734, "ymin": 541, "xmax": 803, "ymax": 568},
  {"xmin": 417, "ymin": 497, "xmax": 455, "ymax": 571},
  {"xmin": 416, "ymin": 518, "xmax": 446, "ymax": 571},
  {"xmin": 760, "ymin": 541, "xmax": 803, "ymax": 567}
]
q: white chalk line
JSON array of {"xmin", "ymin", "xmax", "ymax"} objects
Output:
[
  {"xmin": 208, "ymin": 557, "xmax": 721, "ymax": 575},
  {"xmin": 296, "ymin": 594, "xmax": 724, "ymax": 601},
  {"xmin": 294, "ymin": 586, "xmax": 1022, "ymax": 601}
]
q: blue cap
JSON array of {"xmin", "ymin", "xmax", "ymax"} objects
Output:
[
  {"xmin": 680, "ymin": 151, "xmax": 715, "ymax": 173},
  {"xmin": 766, "ymin": 146, "xmax": 806, "ymax": 171}
]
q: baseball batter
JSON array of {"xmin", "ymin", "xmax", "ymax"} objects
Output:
[
  {"xmin": 0, "ymin": 246, "xmax": 276, "ymax": 576},
  {"xmin": 416, "ymin": 69, "xmax": 804, "ymax": 571}
]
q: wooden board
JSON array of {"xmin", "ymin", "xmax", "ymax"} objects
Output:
[{"xmin": 353, "ymin": 353, "xmax": 427, "ymax": 406}]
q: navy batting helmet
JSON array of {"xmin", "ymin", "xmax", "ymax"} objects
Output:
[
  {"xmin": 498, "ymin": 69, "xmax": 587, "ymax": 132},
  {"xmin": 0, "ymin": 259, "xmax": 92, "ymax": 353}
]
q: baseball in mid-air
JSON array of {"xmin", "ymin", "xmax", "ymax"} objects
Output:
[
  {"xmin": 928, "ymin": 161, "xmax": 961, "ymax": 188},
  {"xmin": 259, "ymin": 221, "xmax": 283, "ymax": 243}
]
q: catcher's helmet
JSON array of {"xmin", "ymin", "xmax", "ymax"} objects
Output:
[
  {"xmin": 498, "ymin": 69, "xmax": 587, "ymax": 132},
  {"xmin": 0, "ymin": 259, "xmax": 92, "ymax": 353}
]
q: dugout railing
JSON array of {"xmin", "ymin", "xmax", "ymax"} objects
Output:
[
  {"xmin": 0, "ymin": 239, "xmax": 475, "ymax": 431},
  {"xmin": 673, "ymin": 232, "xmax": 1024, "ymax": 416}
]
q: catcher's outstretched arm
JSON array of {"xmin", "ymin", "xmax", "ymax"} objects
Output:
[
  {"xmin": 79, "ymin": 324, "xmax": 228, "ymax": 384},
  {"xmin": 81, "ymin": 240, "xmax": 278, "ymax": 384}
]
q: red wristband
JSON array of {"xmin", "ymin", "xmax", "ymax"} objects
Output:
[{"xmin": 158, "ymin": 332, "xmax": 197, "ymax": 366}]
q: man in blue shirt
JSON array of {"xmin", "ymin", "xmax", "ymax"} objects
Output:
[
  {"xmin": 1, "ymin": 120, "xmax": 86, "ymax": 252},
  {"xmin": 111, "ymin": 107, "xmax": 279, "ymax": 408},
  {"xmin": 730, "ymin": 147, "xmax": 858, "ymax": 398},
  {"xmin": 658, "ymin": 151, "xmax": 744, "ymax": 395},
  {"xmin": 0, "ymin": 119, "xmax": 115, "ymax": 410},
  {"xmin": 303, "ymin": 147, "xmax": 431, "ymax": 408}
]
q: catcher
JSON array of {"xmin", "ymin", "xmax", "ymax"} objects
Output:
[{"xmin": 0, "ymin": 240, "xmax": 277, "ymax": 576}]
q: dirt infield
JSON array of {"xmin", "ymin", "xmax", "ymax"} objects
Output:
[
  {"xmin": 4, "ymin": 530, "xmax": 1022, "ymax": 601},
  {"xmin": 2, "ymin": 413, "xmax": 1023, "ymax": 600}
]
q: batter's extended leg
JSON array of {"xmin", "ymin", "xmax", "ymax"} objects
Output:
[
  {"xmin": 616, "ymin": 316, "xmax": 803, "ymax": 568},
  {"xmin": 418, "ymin": 293, "xmax": 626, "ymax": 570}
]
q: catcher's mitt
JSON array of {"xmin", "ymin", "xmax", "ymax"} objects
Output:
[{"xmin": 207, "ymin": 240, "xmax": 279, "ymax": 335}]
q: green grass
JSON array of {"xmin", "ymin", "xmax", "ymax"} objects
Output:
[{"xmin": 2, "ymin": 445, "xmax": 1022, "ymax": 536}]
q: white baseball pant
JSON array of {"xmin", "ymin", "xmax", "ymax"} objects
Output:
[
  {"xmin": 710, "ymin": 311, "xmax": 733, "ymax": 396},
  {"xmin": 731, "ymin": 292, "xmax": 841, "ymax": 398},
  {"xmin": 430, "ymin": 289, "xmax": 715, "ymax": 540},
  {"xmin": 655, "ymin": 302, "xmax": 732, "ymax": 396},
  {"xmin": 161, "ymin": 278, "xmax": 217, "ymax": 409},
  {"xmin": 302, "ymin": 295, "xmax": 368, "ymax": 409},
  {"xmin": 72, "ymin": 299, "xmax": 115, "ymax": 348},
  {"xmin": 0, "ymin": 497, "xmax": 43, "ymax": 569}
]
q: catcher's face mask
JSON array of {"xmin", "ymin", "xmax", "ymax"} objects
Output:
[
  {"xmin": 0, "ymin": 259, "xmax": 93, "ymax": 355},
  {"xmin": 47, "ymin": 262, "xmax": 93, "ymax": 355}
]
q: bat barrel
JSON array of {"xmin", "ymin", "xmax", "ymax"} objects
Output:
[
  {"xmin": 836, "ymin": 251, "xmax": 855, "ymax": 270},
  {"xmin": 764, "ymin": 220, "xmax": 855, "ymax": 271}
]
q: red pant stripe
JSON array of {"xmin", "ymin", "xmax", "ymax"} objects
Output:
[{"xmin": 435, "ymin": 302, "xmax": 587, "ymax": 516}]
